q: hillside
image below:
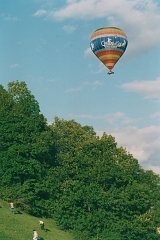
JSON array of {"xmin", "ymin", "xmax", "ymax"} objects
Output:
[
  {"xmin": 0, "ymin": 198, "xmax": 74, "ymax": 240},
  {"xmin": 1, "ymin": 81, "xmax": 160, "ymax": 239}
]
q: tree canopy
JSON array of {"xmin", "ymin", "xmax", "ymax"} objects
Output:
[{"xmin": 0, "ymin": 81, "xmax": 160, "ymax": 240}]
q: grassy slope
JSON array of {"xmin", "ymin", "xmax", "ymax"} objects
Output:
[{"xmin": 0, "ymin": 199, "xmax": 74, "ymax": 240}]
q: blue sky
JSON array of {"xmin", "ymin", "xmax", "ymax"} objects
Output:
[{"xmin": 1, "ymin": 0, "xmax": 160, "ymax": 174}]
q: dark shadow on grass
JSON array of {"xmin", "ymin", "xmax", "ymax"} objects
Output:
[
  {"xmin": 14, "ymin": 210, "xmax": 22, "ymax": 214},
  {"xmin": 39, "ymin": 238, "xmax": 44, "ymax": 240},
  {"xmin": 44, "ymin": 228, "xmax": 50, "ymax": 232}
]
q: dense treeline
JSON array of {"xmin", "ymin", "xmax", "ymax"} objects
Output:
[{"xmin": 0, "ymin": 81, "xmax": 160, "ymax": 240}]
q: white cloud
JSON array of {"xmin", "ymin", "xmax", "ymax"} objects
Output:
[
  {"xmin": 84, "ymin": 80, "xmax": 104, "ymax": 87},
  {"xmin": 151, "ymin": 111, "xmax": 160, "ymax": 118},
  {"xmin": 69, "ymin": 113, "xmax": 98, "ymax": 119},
  {"xmin": 62, "ymin": 25, "xmax": 76, "ymax": 33},
  {"xmin": 111, "ymin": 112, "xmax": 139, "ymax": 124},
  {"xmin": 96, "ymin": 125, "xmax": 160, "ymax": 174},
  {"xmin": 68, "ymin": 111, "xmax": 140, "ymax": 125},
  {"xmin": 145, "ymin": 165, "xmax": 160, "ymax": 174},
  {"xmin": 121, "ymin": 78, "xmax": 160, "ymax": 99},
  {"xmin": 66, "ymin": 80, "xmax": 104, "ymax": 92},
  {"xmin": 47, "ymin": 78, "xmax": 58, "ymax": 82},
  {"xmin": 33, "ymin": 9, "xmax": 47, "ymax": 17},
  {"xmin": 45, "ymin": 0, "xmax": 160, "ymax": 56},
  {"xmin": 2, "ymin": 14, "xmax": 18, "ymax": 21},
  {"xmin": 5, "ymin": 16, "xmax": 18, "ymax": 21},
  {"xmin": 67, "ymin": 0, "xmax": 78, "ymax": 3},
  {"xmin": 10, "ymin": 63, "xmax": 20, "ymax": 68},
  {"xmin": 84, "ymin": 47, "xmax": 94, "ymax": 58},
  {"xmin": 66, "ymin": 87, "xmax": 82, "ymax": 92}
]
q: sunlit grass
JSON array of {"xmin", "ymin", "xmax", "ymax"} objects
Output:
[{"xmin": 0, "ymin": 198, "xmax": 74, "ymax": 240}]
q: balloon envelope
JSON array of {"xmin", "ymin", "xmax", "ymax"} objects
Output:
[{"xmin": 90, "ymin": 27, "xmax": 128, "ymax": 73}]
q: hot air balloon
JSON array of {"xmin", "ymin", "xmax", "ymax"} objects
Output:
[{"xmin": 90, "ymin": 27, "xmax": 128, "ymax": 74}]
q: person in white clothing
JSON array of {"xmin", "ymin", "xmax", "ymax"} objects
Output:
[
  {"xmin": 9, "ymin": 202, "xmax": 14, "ymax": 213},
  {"xmin": 33, "ymin": 230, "xmax": 38, "ymax": 240}
]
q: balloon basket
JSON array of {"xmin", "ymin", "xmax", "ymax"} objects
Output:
[{"xmin": 108, "ymin": 71, "xmax": 114, "ymax": 75}]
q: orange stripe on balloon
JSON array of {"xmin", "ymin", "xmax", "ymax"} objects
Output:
[
  {"xmin": 90, "ymin": 28, "xmax": 127, "ymax": 39},
  {"xmin": 99, "ymin": 55, "xmax": 120, "ymax": 61},
  {"xmin": 103, "ymin": 59, "xmax": 118, "ymax": 69},
  {"xmin": 96, "ymin": 50, "xmax": 123, "ymax": 58},
  {"xmin": 103, "ymin": 59, "xmax": 117, "ymax": 64}
]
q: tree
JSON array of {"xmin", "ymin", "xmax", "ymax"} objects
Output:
[
  {"xmin": 46, "ymin": 121, "xmax": 160, "ymax": 239},
  {"xmin": 0, "ymin": 81, "xmax": 55, "ymax": 216}
]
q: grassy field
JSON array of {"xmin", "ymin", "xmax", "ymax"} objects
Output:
[{"xmin": 0, "ymin": 198, "xmax": 74, "ymax": 240}]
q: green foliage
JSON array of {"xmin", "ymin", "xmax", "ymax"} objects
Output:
[
  {"xmin": 46, "ymin": 118, "xmax": 160, "ymax": 239},
  {"xmin": 0, "ymin": 81, "xmax": 55, "ymax": 216},
  {"xmin": 0, "ymin": 81, "xmax": 160, "ymax": 239}
]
